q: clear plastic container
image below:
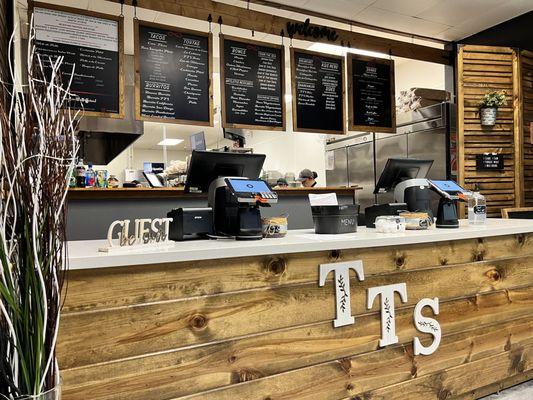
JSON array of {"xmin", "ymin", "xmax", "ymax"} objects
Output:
[
  {"xmin": 375, "ymin": 216, "xmax": 406, "ymax": 233},
  {"xmin": 468, "ymin": 192, "xmax": 487, "ymax": 225}
]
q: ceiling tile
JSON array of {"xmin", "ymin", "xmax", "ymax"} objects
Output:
[
  {"xmin": 302, "ymin": 0, "xmax": 376, "ymax": 17},
  {"xmin": 416, "ymin": 0, "xmax": 505, "ymax": 26},
  {"xmin": 355, "ymin": 6, "xmax": 451, "ymax": 36},
  {"xmin": 371, "ymin": 0, "xmax": 441, "ymax": 17}
]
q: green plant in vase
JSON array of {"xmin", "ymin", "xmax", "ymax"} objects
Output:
[
  {"xmin": 0, "ymin": 20, "xmax": 79, "ymax": 400},
  {"xmin": 478, "ymin": 90, "xmax": 507, "ymax": 126}
]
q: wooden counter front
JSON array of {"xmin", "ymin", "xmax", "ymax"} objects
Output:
[
  {"xmin": 67, "ymin": 186, "xmax": 361, "ymax": 200},
  {"xmin": 59, "ymin": 230, "xmax": 533, "ymax": 399}
]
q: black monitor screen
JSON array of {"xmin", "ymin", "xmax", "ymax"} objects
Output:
[
  {"xmin": 374, "ymin": 158, "xmax": 433, "ymax": 194},
  {"xmin": 184, "ymin": 150, "xmax": 266, "ymax": 193}
]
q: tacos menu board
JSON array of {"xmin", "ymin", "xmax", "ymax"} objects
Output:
[
  {"xmin": 349, "ymin": 54, "xmax": 395, "ymax": 133},
  {"xmin": 33, "ymin": 3, "xmax": 123, "ymax": 118},
  {"xmin": 221, "ymin": 35, "xmax": 285, "ymax": 130},
  {"xmin": 135, "ymin": 21, "xmax": 212, "ymax": 125},
  {"xmin": 291, "ymin": 49, "xmax": 345, "ymax": 134}
]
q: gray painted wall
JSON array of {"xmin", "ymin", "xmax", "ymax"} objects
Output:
[{"xmin": 66, "ymin": 194, "xmax": 356, "ymax": 241}]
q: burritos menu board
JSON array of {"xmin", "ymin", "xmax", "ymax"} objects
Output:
[
  {"xmin": 349, "ymin": 54, "xmax": 395, "ymax": 133},
  {"xmin": 136, "ymin": 22, "xmax": 212, "ymax": 125},
  {"xmin": 291, "ymin": 49, "xmax": 345, "ymax": 134},
  {"xmin": 33, "ymin": 4, "xmax": 123, "ymax": 117},
  {"xmin": 221, "ymin": 36, "xmax": 285, "ymax": 130}
]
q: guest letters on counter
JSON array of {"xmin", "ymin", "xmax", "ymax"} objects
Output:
[
  {"xmin": 101, "ymin": 218, "xmax": 173, "ymax": 252},
  {"xmin": 320, "ymin": 260, "xmax": 441, "ymax": 356}
]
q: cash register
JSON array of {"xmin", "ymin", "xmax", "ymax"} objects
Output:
[{"xmin": 174, "ymin": 150, "xmax": 277, "ymax": 240}]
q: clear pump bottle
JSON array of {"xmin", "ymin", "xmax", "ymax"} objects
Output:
[{"xmin": 468, "ymin": 192, "xmax": 487, "ymax": 225}]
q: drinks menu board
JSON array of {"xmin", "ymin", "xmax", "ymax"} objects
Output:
[
  {"xmin": 349, "ymin": 54, "xmax": 395, "ymax": 133},
  {"xmin": 32, "ymin": 3, "xmax": 123, "ymax": 118},
  {"xmin": 135, "ymin": 21, "xmax": 213, "ymax": 125},
  {"xmin": 221, "ymin": 35, "xmax": 285, "ymax": 130},
  {"xmin": 291, "ymin": 49, "xmax": 345, "ymax": 134}
]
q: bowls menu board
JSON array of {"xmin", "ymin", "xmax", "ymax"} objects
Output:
[
  {"xmin": 135, "ymin": 21, "xmax": 213, "ymax": 125},
  {"xmin": 348, "ymin": 54, "xmax": 396, "ymax": 133},
  {"xmin": 221, "ymin": 35, "xmax": 285, "ymax": 130},
  {"xmin": 32, "ymin": 3, "xmax": 123, "ymax": 118},
  {"xmin": 291, "ymin": 48, "xmax": 345, "ymax": 134}
]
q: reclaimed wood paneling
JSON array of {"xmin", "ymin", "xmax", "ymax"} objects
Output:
[
  {"xmin": 457, "ymin": 45, "xmax": 523, "ymax": 216},
  {"xmin": 522, "ymin": 50, "xmax": 533, "ymax": 206},
  {"xmin": 57, "ymin": 233, "xmax": 533, "ymax": 400}
]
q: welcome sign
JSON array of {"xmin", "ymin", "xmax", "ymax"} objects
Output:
[{"xmin": 319, "ymin": 260, "xmax": 441, "ymax": 356}]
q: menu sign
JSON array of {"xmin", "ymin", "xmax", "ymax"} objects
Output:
[
  {"xmin": 135, "ymin": 22, "xmax": 212, "ymax": 125},
  {"xmin": 221, "ymin": 35, "xmax": 285, "ymax": 130},
  {"xmin": 291, "ymin": 49, "xmax": 345, "ymax": 134},
  {"xmin": 33, "ymin": 3, "xmax": 123, "ymax": 118},
  {"xmin": 476, "ymin": 153, "xmax": 504, "ymax": 171},
  {"xmin": 349, "ymin": 54, "xmax": 395, "ymax": 133}
]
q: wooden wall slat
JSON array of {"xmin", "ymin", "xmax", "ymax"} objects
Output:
[
  {"xmin": 62, "ymin": 288, "xmax": 533, "ymax": 400},
  {"xmin": 457, "ymin": 45, "xmax": 522, "ymax": 215},
  {"xmin": 521, "ymin": 50, "xmax": 533, "ymax": 206}
]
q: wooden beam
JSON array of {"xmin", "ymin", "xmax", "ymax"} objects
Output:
[{"xmin": 110, "ymin": 0, "xmax": 453, "ymax": 65}]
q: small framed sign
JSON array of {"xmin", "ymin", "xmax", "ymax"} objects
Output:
[{"xmin": 475, "ymin": 153, "xmax": 504, "ymax": 171}]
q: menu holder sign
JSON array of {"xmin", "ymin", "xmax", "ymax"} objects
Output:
[
  {"xmin": 220, "ymin": 35, "xmax": 285, "ymax": 130},
  {"xmin": 134, "ymin": 21, "xmax": 213, "ymax": 126},
  {"xmin": 291, "ymin": 48, "xmax": 345, "ymax": 134},
  {"xmin": 476, "ymin": 153, "xmax": 504, "ymax": 171},
  {"xmin": 348, "ymin": 54, "xmax": 395, "ymax": 133},
  {"xmin": 32, "ymin": 2, "xmax": 124, "ymax": 118}
]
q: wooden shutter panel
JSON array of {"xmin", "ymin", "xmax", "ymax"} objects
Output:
[{"xmin": 521, "ymin": 50, "xmax": 533, "ymax": 206}]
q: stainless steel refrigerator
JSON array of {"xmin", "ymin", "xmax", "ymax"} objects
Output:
[{"xmin": 326, "ymin": 102, "xmax": 455, "ymax": 212}]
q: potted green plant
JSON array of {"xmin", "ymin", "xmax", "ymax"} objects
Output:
[
  {"xmin": 0, "ymin": 22, "xmax": 78, "ymax": 400},
  {"xmin": 478, "ymin": 90, "xmax": 507, "ymax": 126}
]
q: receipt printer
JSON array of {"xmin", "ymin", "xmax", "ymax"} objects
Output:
[
  {"xmin": 208, "ymin": 177, "xmax": 277, "ymax": 240},
  {"xmin": 167, "ymin": 208, "xmax": 214, "ymax": 241}
]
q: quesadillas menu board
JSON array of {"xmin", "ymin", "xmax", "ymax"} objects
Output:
[
  {"xmin": 349, "ymin": 54, "xmax": 395, "ymax": 133},
  {"xmin": 33, "ymin": 4, "xmax": 123, "ymax": 117},
  {"xmin": 136, "ymin": 22, "xmax": 212, "ymax": 125},
  {"xmin": 291, "ymin": 49, "xmax": 345, "ymax": 134},
  {"xmin": 221, "ymin": 36, "xmax": 285, "ymax": 130}
]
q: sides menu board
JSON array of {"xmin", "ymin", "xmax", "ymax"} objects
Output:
[
  {"xmin": 221, "ymin": 35, "xmax": 285, "ymax": 130},
  {"xmin": 291, "ymin": 49, "xmax": 345, "ymax": 134},
  {"xmin": 135, "ymin": 21, "xmax": 213, "ymax": 125},
  {"xmin": 348, "ymin": 54, "xmax": 395, "ymax": 133},
  {"xmin": 32, "ymin": 3, "xmax": 123, "ymax": 118}
]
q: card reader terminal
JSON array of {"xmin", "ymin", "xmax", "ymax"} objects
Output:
[{"xmin": 225, "ymin": 178, "xmax": 278, "ymax": 204}]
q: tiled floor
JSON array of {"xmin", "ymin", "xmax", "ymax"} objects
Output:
[{"xmin": 481, "ymin": 380, "xmax": 533, "ymax": 399}]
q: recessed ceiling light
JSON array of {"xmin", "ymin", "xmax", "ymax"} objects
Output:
[
  {"xmin": 157, "ymin": 138, "xmax": 184, "ymax": 146},
  {"xmin": 309, "ymin": 43, "xmax": 388, "ymax": 59}
]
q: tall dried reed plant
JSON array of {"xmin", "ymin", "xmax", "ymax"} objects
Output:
[{"xmin": 0, "ymin": 20, "xmax": 79, "ymax": 399}]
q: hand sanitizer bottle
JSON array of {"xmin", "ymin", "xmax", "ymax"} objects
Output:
[{"xmin": 468, "ymin": 192, "xmax": 487, "ymax": 225}]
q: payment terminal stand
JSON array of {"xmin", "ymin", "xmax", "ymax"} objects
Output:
[
  {"xmin": 428, "ymin": 180, "xmax": 468, "ymax": 229},
  {"xmin": 208, "ymin": 177, "xmax": 277, "ymax": 240}
]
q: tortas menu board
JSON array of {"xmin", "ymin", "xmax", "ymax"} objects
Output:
[
  {"xmin": 291, "ymin": 49, "xmax": 345, "ymax": 134},
  {"xmin": 221, "ymin": 35, "xmax": 285, "ymax": 130},
  {"xmin": 349, "ymin": 54, "xmax": 395, "ymax": 133},
  {"xmin": 32, "ymin": 3, "xmax": 123, "ymax": 118},
  {"xmin": 135, "ymin": 21, "xmax": 212, "ymax": 125}
]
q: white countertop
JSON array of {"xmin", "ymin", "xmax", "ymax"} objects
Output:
[{"xmin": 67, "ymin": 219, "xmax": 533, "ymax": 270}]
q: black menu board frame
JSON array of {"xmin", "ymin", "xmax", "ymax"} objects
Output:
[
  {"xmin": 31, "ymin": 2, "xmax": 124, "ymax": 119},
  {"xmin": 290, "ymin": 48, "xmax": 346, "ymax": 135},
  {"xmin": 220, "ymin": 35, "xmax": 286, "ymax": 131},
  {"xmin": 134, "ymin": 20, "xmax": 214, "ymax": 126},
  {"xmin": 348, "ymin": 54, "xmax": 396, "ymax": 133}
]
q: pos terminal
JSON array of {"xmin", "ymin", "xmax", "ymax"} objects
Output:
[
  {"xmin": 427, "ymin": 180, "xmax": 468, "ymax": 229},
  {"xmin": 181, "ymin": 150, "xmax": 277, "ymax": 240}
]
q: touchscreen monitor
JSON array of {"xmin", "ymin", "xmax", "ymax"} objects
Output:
[
  {"xmin": 429, "ymin": 180, "xmax": 466, "ymax": 194},
  {"xmin": 227, "ymin": 179, "xmax": 271, "ymax": 193}
]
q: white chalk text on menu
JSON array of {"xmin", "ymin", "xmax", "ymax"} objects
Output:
[{"xmin": 33, "ymin": 5, "xmax": 121, "ymax": 115}]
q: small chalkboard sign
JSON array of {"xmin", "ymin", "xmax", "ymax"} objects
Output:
[
  {"xmin": 221, "ymin": 35, "xmax": 285, "ymax": 130},
  {"xmin": 348, "ymin": 54, "xmax": 395, "ymax": 133},
  {"xmin": 135, "ymin": 21, "xmax": 213, "ymax": 125},
  {"xmin": 291, "ymin": 48, "xmax": 345, "ymax": 134},
  {"xmin": 476, "ymin": 153, "xmax": 504, "ymax": 171},
  {"xmin": 32, "ymin": 3, "xmax": 124, "ymax": 118}
]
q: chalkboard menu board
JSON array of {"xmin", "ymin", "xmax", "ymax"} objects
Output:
[
  {"xmin": 32, "ymin": 3, "xmax": 123, "ymax": 118},
  {"xmin": 221, "ymin": 35, "xmax": 285, "ymax": 130},
  {"xmin": 135, "ymin": 21, "xmax": 213, "ymax": 125},
  {"xmin": 291, "ymin": 49, "xmax": 345, "ymax": 134},
  {"xmin": 349, "ymin": 54, "xmax": 395, "ymax": 133}
]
